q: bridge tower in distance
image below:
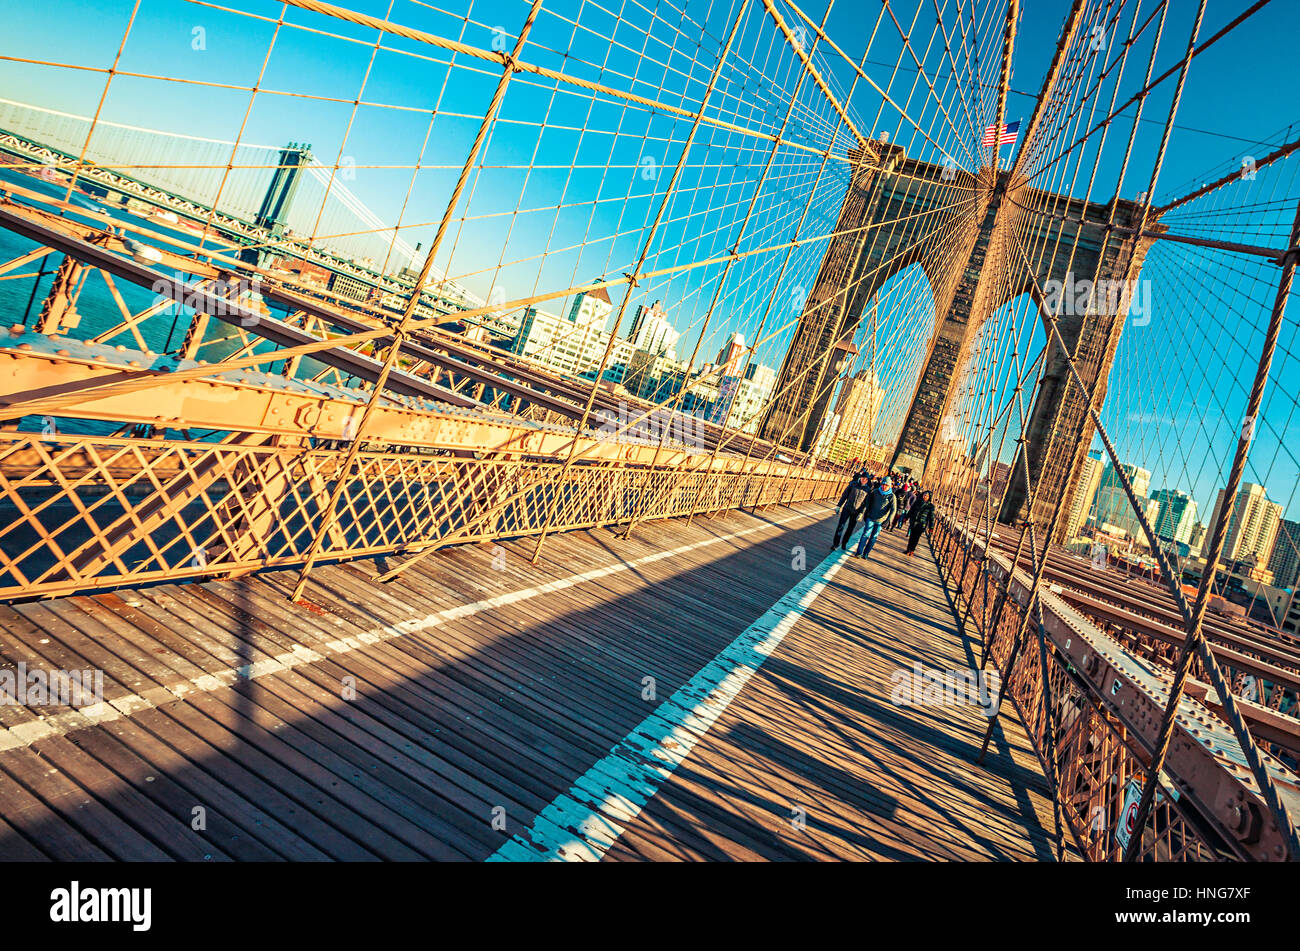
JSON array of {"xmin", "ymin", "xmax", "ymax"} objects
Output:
[{"xmin": 242, "ymin": 142, "xmax": 313, "ymax": 267}]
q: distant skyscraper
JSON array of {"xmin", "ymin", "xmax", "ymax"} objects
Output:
[
  {"xmin": 1096, "ymin": 461, "xmax": 1151, "ymax": 500},
  {"xmin": 716, "ymin": 332, "xmax": 745, "ymax": 371},
  {"xmin": 987, "ymin": 462, "xmax": 1013, "ymax": 501},
  {"xmin": 1089, "ymin": 462, "xmax": 1155, "ymax": 542},
  {"xmin": 1207, "ymin": 483, "xmax": 1283, "ymax": 568},
  {"xmin": 812, "ymin": 412, "xmax": 841, "ymax": 460},
  {"xmin": 1267, "ymin": 519, "xmax": 1300, "ymax": 590},
  {"xmin": 1145, "ymin": 498, "xmax": 1163, "ymax": 537},
  {"xmin": 1065, "ymin": 450, "xmax": 1104, "ymax": 540},
  {"xmin": 513, "ymin": 304, "xmax": 626, "ymax": 379},
  {"xmin": 567, "ymin": 284, "xmax": 613, "ymax": 328},
  {"xmin": 628, "ymin": 299, "xmax": 679, "ymax": 356},
  {"xmin": 728, "ymin": 361, "xmax": 776, "ymax": 433},
  {"xmin": 1151, "ymin": 488, "xmax": 1198, "ymax": 544},
  {"xmin": 831, "ymin": 369, "xmax": 883, "ymax": 449}
]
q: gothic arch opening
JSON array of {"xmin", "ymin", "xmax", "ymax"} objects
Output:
[{"xmin": 812, "ymin": 263, "xmax": 936, "ymax": 467}]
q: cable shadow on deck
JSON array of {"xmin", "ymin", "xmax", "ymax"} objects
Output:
[{"xmin": 0, "ymin": 504, "xmax": 1062, "ymax": 861}]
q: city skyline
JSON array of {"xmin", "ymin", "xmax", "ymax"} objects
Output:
[
  {"xmin": 1074, "ymin": 452, "xmax": 1298, "ymax": 594},
  {"xmin": 4, "ymin": 1, "xmax": 1298, "ymax": 518},
  {"xmin": 1, "ymin": 0, "xmax": 1298, "ymax": 874}
]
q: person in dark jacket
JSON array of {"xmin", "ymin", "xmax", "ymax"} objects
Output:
[
  {"xmin": 892, "ymin": 483, "xmax": 916, "ymax": 530},
  {"xmin": 854, "ymin": 477, "xmax": 897, "ymax": 560},
  {"xmin": 832, "ymin": 472, "xmax": 871, "ymax": 549},
  {"xmin": 903, "ymin": 490, "xmax": 935, "ymax": 556}
]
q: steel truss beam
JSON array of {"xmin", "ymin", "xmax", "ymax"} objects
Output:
[{"xmin": 941, "ymin": 518, "xmax": 1300, "ymax": 861}]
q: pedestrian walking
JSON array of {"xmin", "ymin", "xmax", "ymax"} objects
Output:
[
  {"xmin": 832, "ymin": 472, "xmax": 871, "ymax": 550},
  {"xmin": 854, "ymin": 477, "xmax": 897, "ymax": 560},
  {"xmin": 893, "ymin": 482, "xmax": 916, "ymax": 530},
  {"xmin": 902, "ymin": 490, "xmax": 935, "ymax": 556}
]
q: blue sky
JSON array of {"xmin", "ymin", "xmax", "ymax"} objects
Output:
[{"xmin": 2, "ymin": 0, "xmax": 1297, "ymax": 521}]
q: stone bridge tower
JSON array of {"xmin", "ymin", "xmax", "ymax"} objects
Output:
[
  {"xmin": 762, "ymin": 141, "xmax": 1162, "ymax": 540},
  {"xmin": 759, "ymin": 140, "xmax": 990, "ymax": 454}
]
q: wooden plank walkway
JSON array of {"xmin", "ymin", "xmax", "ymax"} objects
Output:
[{"xmin": 0, "ymin": 501, "xmax": 1068, "ymax": 861}]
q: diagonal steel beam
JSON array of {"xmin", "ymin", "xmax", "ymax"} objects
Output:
[{"xmin": 1153, "ymin": 134, "xmax": 1300, "ymax": 217}]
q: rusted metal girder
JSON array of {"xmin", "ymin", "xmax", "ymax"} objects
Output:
[
  {"xmin": 0, "ymin": 332, "xmax": 732, "ymax": 467},
  {"xmin": 0, "ymin": 204, "xmax": 482, "ymax": 412},
  {"xmin": 942, "ymin": 518, "xmax": 1300, "ymax": 861},
  {"xmin": 0, "ymin": 199, "xmax": 806, "ymax": 466},
  {"xmin": 985, "ymin": 536, "xmax": 1300, "ymax": 674}
]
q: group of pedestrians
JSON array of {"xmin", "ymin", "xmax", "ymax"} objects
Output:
[{"xmin": 831, "ymin": 468, "xmax": 935, "ymax": 562}]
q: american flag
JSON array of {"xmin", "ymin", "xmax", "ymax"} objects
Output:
[{"xmin": 982, "ymin": 119, "xmax": 1020, "ymax": 147}]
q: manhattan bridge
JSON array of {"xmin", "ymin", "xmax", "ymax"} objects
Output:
[{"xmin": 0, "ymin": 0, "xmax": 1298, "ymax": 865}]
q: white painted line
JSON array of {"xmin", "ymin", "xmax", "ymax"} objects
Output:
[
  {"xmin": 487, "ymin": 545, "xmax": 848, "ymax": 862},
  {"xmin": 0, "ymin": 505, "xmax": 831, "ymax": 750}
]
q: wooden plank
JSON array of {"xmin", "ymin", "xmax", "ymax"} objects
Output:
[
  {"xmin": 128, "ymin": 706, "xmax": 371, "ymax": 860},
  {"xmin": 0, "ymin": 502, "xmax": 1068, "ymax": 862},
  {"xmin": 23, "ymin": 732, "xmax": 231, "ymax": 861},
  {"xmin": 11, "ymin": 595, "xmax": 418, "ymax": 859},
  {"xmin": 91, "ymin": 591, "xmax": 476, "ymax": 861},
  {"xmin": 0, "ymin": 766, "xmax": 108, "ymax": 861},
  {"xmin": 605, "ymin": 528, "xmax": 1067, "ymax": 861},
  {"xmin": 69, "ymin": 715, "xmax": 312, "ymax": 860},
  {"xmin": 0, "ymin": 746, "xmax": 171, "ymax": 860},
  {"xmin": 0, "ymin": 809, "xmax": 50, "ymax": 861}
]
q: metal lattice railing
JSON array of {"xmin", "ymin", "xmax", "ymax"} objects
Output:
[
  {"xmin": 4, "ymin": 0, "xmax": 1300, "ymax": 862},
  {"xmin": 0, "ymin": 430, "xmax": 839, "ymax": 600},
  {"xmin": 933, "ymin": 514, "xmax": 1300, "ymax": 862}
]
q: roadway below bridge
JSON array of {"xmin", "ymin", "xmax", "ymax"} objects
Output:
[{"xmin": 0, "ymin": 501, "xmax": 1066, "ymax": 861}]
